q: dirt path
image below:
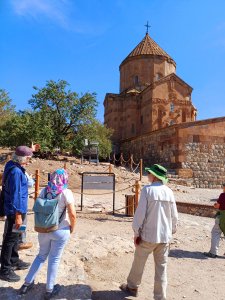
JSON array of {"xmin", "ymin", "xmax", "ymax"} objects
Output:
[
  {"xmin": 1, "ymin": 210, "xmax": 225, "ymax": 300},
  {"xmin": 81, "ymin": 213, "xmax": 225, "ymax": 300},
  {"xmin": 0, "ymin": 152, "xmax": 224, "ymax": 299}
]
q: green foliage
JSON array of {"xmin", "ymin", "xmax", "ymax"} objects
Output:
[
  {"xmin": 0, "ymin": 89, "xmax": 15, "ymax": 126},
  {"xmin": 0, "ymin": 81, "xmax": 113, "ymax": 158},
  {"xmin": 29, "ymin": 80, "xmax": 98, "ymax": 148},
  {"xmin": 72, "ymin": 120, "xmax": 113, "ymax": 159},
  {"xmin": 0, "ymin": 110, "xmax": 53, "ymax": 148}
]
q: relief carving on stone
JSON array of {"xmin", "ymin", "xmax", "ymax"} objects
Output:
[{"xmin": 152, "ymin": 98, "xmax": 169, "ymax": 104}]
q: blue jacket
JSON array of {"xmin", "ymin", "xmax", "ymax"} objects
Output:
[{"xmin": 3, "ymin": 160, "xmax": 28, "ymax": 216}]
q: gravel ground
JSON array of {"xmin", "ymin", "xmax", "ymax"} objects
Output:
[{"xmin": 0, "ymin": 150, "xmax": 224, "ymax": 300}]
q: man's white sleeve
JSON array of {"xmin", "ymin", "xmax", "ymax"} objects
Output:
[
  {"xmin": 171, "ymin": 193, "xmax": 178, "ymax": 234},
  {"xmin": 132, "ymin": 187, "xmax": 147, "ymax": 237}
]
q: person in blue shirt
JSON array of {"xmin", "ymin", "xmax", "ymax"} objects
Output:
[{"xmin": 0, "ymin": 146, "xmax": 33, "ymax": 282}]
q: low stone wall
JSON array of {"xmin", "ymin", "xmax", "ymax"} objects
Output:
[{"xmin": 176, "ymin": 201, "xmax": 217, "ymax": 218}]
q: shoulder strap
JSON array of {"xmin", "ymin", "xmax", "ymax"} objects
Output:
[{"xmin": 59, "ymin": 191, "xmax": 67, "ymax": 223}]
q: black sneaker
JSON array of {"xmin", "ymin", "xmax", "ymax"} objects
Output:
[
  {"xmin": 44, "ymin": 284, "xmax": 61, "ymax": 300},
  {"xmin": 0, "ymin": 269, "xmax": 20, "ymax": 282},
  {"xmin": 12, "ymin": 260, "xmax": 31, "ymax": 270},
  {"xmin": 203, "ymin": 252, "xmax": 218, "ymax": 258},
  {"xmin": 19, "ymin": 281, "xmax": 35, "ymax": 295}
]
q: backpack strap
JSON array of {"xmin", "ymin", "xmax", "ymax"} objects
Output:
[
  {"xmin": 44, "ymin": 189, "xmax": 66, "ymax": 224},
  {"xmin": 59, "ymin": 191, "xmax": 67, "ymax": 224}
]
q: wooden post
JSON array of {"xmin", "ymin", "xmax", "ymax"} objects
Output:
[
  {"xmin": 134, "ymin": 180, "xmax": 140, "ymax": 210},
  {"xmin": 130, "ymin": 154, "xmax": 133, "ymax": 171},
  {"xmin": 125, "ymin": 195, "xmax": 135, "ymax": 216},
  {"xmin": 113, "ymin": 153, "xmax": 116, "ymax": 166},
  {"xmin": 64, "ymin": 162, "xmax": 67, "ymax": 170},
  {"xmin": 109, "ymin": 163, "xmax": 112, "ymax": 173},
  {"xmin": 120, "ymin": 153, "xmax": 123, "ymax": 166},
  {"xmin": 34, "ymin": 169, "xmax": 40, "ymax": 200},
  {"xmin": 139, "ymin": 159, "xmax": 143, "ymax": 181}
]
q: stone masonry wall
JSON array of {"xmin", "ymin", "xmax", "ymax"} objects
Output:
[
  {"xmin": 121, "ymin": 125, "xmax": 179, "ymax": 169},
  {"xmin": 121, "ymin": 117, "xmax": 225, "ymax": 188},
  {"xmin": 182, "ymin": 143, "xmax": 225, "ymax": 188}
]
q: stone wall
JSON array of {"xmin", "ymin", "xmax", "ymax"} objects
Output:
[
  {"xmin": 182, "ymin": 143, "xmax": 225, "ymax": 188},
  {"xmin": 121, "ymin": 117, "xmax": 225, "ymax": 188},
  {"xmin": 121, "ymin": 125, "xmax": 179, "ymax": 169}
]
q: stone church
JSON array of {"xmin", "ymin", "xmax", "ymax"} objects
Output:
[{"xmin": 104, "ymin": 31, "xmax": 225, "ymax": 188}]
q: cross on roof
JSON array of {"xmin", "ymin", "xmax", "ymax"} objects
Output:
[{"xmin": 145, "ymin": 21, "xmax": 150, "ymax": 34}]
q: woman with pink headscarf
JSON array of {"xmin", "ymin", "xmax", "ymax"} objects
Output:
[{"xmin": 19, "ymin": 169, "xmax": 76, "ymax": 299}]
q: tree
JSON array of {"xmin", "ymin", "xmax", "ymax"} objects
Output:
[
  {"xmin": 72, "ymin": 120, "xmax": 113, "ymax": 159},
  {"xmin": 0, "ymin": 89, "xmax": 15, "ymax": 126},
  {"xmin": 0, "ymin": 81, "xmax": 112, "ymax": 159},
  {"xmin": 29, "ymin": 80, "xmax": 98, "ymax": 149},
  {"xmin": 0, "ymin": 110, "xmax": 54, "ymax": 148}
]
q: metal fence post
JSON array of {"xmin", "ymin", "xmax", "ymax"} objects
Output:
[
  {"xmin": 140, "ymin": 159, "xmax": 143, "ymax": 181},
  {"xmin": 81, "ymin": 173, "xmax": 84, "ymax": 211},
  {"xmin": 113, "ymin": 174, "xmax": 116, "ymax": 215},
  {"xmin": 120, "ymin": 153, "xmax": 123, "ymax": 166},
  {"xmin": 130, "ymin": 154, "xmax": 133, "ymax": 171}
]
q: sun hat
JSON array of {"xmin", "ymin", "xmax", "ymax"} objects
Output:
[
  {"xmin": 15, "ymin": 146, "xmax": 33, "ymax": 157},
  {"xmin": 145, "ymin": 164, "xmax": 168, "ymax": 184}
]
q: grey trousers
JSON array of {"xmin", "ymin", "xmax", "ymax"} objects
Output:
[
  {"xmin": 210, "ymin": 217, "xmax": 222, "ymax": 255},
  {"xmin": 127, "ymin": 240, "xmax": 169, "ymax": 300}
]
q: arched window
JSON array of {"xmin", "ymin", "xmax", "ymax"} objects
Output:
[
  {"xmin": 170, "ymin": 103, "xmax": 175, "ymax": 112},
  {"xmin": 134, "ymin": 76, "xmax": 139, "ymax": 86},
  {"xmin": 155, "ymin": 73, "xmax": 163, "ymax": 81},
  {"xmin": 182, "ymin": 110, "xmax": 186, "ymax": 122}
]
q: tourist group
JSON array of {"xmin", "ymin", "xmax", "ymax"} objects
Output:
[{"xmin": 0, "ymin": 145, "xmax": 224, "ymax": 300}]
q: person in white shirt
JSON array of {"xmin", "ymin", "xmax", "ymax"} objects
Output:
[{"xmin": 120, "ymin": 164, "xmax": 178, "ymax": 300}]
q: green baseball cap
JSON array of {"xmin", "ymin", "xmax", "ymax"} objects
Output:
[{"xmin": 145, "ymin": 164, "xmax": 168, "ymax": 184}]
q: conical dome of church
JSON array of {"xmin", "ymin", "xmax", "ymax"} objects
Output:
[{"xmin": 121, "ymin": 33, "xmax": 175, "ymax": 66}]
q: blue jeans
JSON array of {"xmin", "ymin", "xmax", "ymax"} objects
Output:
[{"xmin": 25, "ymin": 227, "xmax": 70, "ymax": 291}]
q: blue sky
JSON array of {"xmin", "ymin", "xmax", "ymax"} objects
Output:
[{"xmin": 0, "ymin": 0, "xmax": 225, "ymax": 122}]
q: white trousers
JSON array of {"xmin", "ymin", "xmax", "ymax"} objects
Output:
[
  {"xmin": 127, "ymin": 240, "xmax": 169, "ymax": 300},
  {"xmin": 210, "ymin": 217, "xmax": 223, "ymax": 255}
]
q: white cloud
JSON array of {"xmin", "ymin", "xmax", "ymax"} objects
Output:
[
  {"xmin": 11, "ymin": 0, "xmax": 70, "ymax": 29},
  {"xmin": 10, "ymin": 0, "xmax": 109, "ymax": 35}
]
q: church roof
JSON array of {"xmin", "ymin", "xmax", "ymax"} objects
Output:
[{"xmin": 120, "ymin": 33, "xmax": 175, "ymax": 66}]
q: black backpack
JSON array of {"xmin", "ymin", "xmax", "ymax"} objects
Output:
[{"xmin": 0, "ymin": 166, "xmax": 16, "ymax": 217}]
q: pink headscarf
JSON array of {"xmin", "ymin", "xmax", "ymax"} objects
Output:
[{"xmin": 46, "ymin": 169, "xmax": 68, "ymax": 197}]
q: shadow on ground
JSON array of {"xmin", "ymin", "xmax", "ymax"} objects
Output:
[
  {"xmin": 169, "ymin": 249, "xmax": 225, "ymax": 260},
  {"xmin": 210, "ymin": 198, "xmax": 218, "ymax": 202},
  {"xmin": 0, "ymin": 283, "xmax": 92, "ymax": 300},
  {"xmin": 92, "ymin": 289, "xmax": 132, "ymax": 300}
]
